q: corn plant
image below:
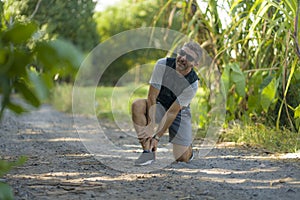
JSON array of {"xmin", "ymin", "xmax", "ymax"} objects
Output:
[{"xmin": 156, "ymin": 0, "xmax": 300, "ymax": 131}]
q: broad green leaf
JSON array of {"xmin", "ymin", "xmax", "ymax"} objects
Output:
[
  {"xmin": 260, "ymin": 77, "xmax": 278, "ymax": 112},
  {"xmin": 28, "ymin": 68, "xmax": 49, "ymax": 100},
  {"xmin": 230, "ymin": 64, "xmax": 245, "ymax": 97},
  {"xmin": 221, "ymin": 64, "xmax": 231, "ymax": 93},
  {"xmin": 48, "ymin": 39, "xmax": 83, "ymax": 69},
  {"xmin": 14, "ymin": 81, "xmax": 40, "ymax": 107},
  {"xmin": 2, "ymin": 22, "xmax": 38, "ymax": 44},
  {"xmin": 8, "ymin": 50, "xmax": 31, "ymax": 77},
  {"xmin": 34, "ymin": 41, "xmax": 61, "ymax": 70},
  {"xmin": 0, "ymin": 75, "xmax": 10, "ymax": 95},
  {"xmin": 0, "ymin": 48, "xmax": 8, "ymax": 65},
  {"xmin": 35, "ymin": 39, "xmax": 83, "ymax": 70},
  {"xmin": 0, "ymin": 183, "xmax": 13, "ymax": 200},
  {"xmin": 250, "ymin": 70, "xmax": 264, "ymax": 92},
  {"xmin": 294, "ymin": 69, "xmax": 300, "ymax": 81},
  {"xmin": 248, "ymin": 71, "xmax": 263, "ymax": 113},
  {"xmin": 226, "ymin": 95, "xmax": 236, "ymax": 121},
  {"xmin": 0, "ymin": 155, "xmax": 25, "ymax": 200},
  {"xmin": 6, "ymin": 102, "xmax": 26, "ymax": 114},
  {"xmin": 260, "ymin": 75, "xmax": 273, "ymax": 90}
]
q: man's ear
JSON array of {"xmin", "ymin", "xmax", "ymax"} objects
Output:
[{"xmin": 193, "ymin": 61, "xmax": 199, "ymax": 67}]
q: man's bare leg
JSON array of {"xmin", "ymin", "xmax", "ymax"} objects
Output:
[
  {"xmin": 173, "ymin": 144, "xmax": 193, "ymax": 162},
  {"xmin": 131, "ymin": 99, "xmax": 151, "ymax": 150}
]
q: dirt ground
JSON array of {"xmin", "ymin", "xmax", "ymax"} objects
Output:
[{"xmin": 1, "ymin": 104, "xmax": 300, "ymax": 200}]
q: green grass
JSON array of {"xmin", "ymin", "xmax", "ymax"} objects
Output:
[
  {"xmin": 219, "ymin": 123, "xmax": 300, "ymax": 153},
  {"xmin": 50, "ymin": 84, "xmax": 300, "ymax": 153},
  {"xmin": 50, "ymin": 84, "xmax": 73, "ymax": 113},
  {"xmin": 50, "ymin": 84, "xmax": 148, "ymax": 120}
]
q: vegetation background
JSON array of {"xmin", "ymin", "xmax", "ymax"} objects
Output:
[{"xmin": 0, "ymin": 0, "xmax": 299, "ymax": 199}]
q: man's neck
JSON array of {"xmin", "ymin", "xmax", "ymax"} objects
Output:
[{"xmin": 176, "ymin": 67, "xmax": 192, "ymax": 76}]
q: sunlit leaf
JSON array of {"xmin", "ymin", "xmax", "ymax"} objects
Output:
[
  {"xmin": 295, "ymin": 104, "xmax": 300, "ymax": 118},
  {"xmin": 260, "ymin": 77, "xmax": 278, "ymax": 112},
  {"xmin": 295, "ymin": 118, "xmax": 300, "ymax": 131}
]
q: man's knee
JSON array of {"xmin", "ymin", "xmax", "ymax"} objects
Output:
[
  {"xmin": 132, "ymin": 99, "xmax": 146, "ymax": 114},
  {"xmin": 173, "ymin": 144, "xmax": 192, "ymax": 163}
]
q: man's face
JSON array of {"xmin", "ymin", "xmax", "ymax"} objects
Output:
[{"xmin": 176, "ymin": 46, "xmax": 198, "ymax": 71}]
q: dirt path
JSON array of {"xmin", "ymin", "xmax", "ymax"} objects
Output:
[{"xmin": 1, "ymin": 104, "xmax": 300, "ymax": 200}]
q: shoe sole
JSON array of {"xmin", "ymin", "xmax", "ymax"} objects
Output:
[
  {"xmin": 188, "ymin": 151, "xmax": 194, "ymax": 162},
  {"xmin": 135, "ymin": 159, "xmax": 154, "ymax": 166}
]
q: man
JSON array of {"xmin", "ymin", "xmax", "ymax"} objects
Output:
[{"xmin": 131, "ymin": 41, "xmax": 202, "ymax": 166}]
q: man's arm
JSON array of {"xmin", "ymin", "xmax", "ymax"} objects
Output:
[
  {"xmin": 150, "ymin": 101, "xmax": 181, "ymax": 151},
  {"xmin": 155, "ymin": 101, "xmax": 181, "ymax": 138},
  {"xmin": 146, "ymin": 85, "xmax": 159, "ymax": 129}
]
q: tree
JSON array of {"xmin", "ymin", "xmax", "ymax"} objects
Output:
[
  {"xmin": 4, "ymin": 0, "xmax": 99, "ymax": 52},
  {"xmin": 92, "ymin": 0, "xmax": 182, "ymax": 85},
  {"xmin": 0, "ymin": 1, "xmax": 84, "ymax": 118}
]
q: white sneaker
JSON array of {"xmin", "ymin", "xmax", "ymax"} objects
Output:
[{"xmin": 134, "ymin": 151, "xmax": 155, "ymax": 166}]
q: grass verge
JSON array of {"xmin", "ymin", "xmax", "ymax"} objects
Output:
[
  {"xmin": 219, "ymin": 123, "xmax": 300, "ymax": 153},
  {"xmin": 50, "ymin": 84, "xmax": 299, "ymax": 153}
]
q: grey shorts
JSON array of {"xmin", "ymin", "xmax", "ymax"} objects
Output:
[{"xmin": 155, "ymin": 102, "xmax": 193, "ymax": 146}]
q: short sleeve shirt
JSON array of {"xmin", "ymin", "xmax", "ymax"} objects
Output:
[{"xmin": 149, "ymin": 58, "xmax": 198, "ymax": 107}]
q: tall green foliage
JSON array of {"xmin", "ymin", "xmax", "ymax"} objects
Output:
[
  {"xmin": 224, "ymin": 0, "xmax": 300, "ymax": 131},
  {"xmin": 157, "ymin": 0, "xmax": 300, "ymax": 131}
]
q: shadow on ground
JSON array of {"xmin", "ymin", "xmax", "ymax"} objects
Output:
[{"xmin": 1, "ymin": 105, "xmax": 299, "ymax": 200}]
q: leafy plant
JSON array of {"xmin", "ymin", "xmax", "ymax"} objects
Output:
[
  {"xmin": 0, "ymin": 157, "xmax": 27, "ymax": 200},
  {"xmin": 0, "ymin": 19, "xmax": 83, "ymax": 118},
  {"xmin": 156, "ymin": 0, "xmax": 300, "ymax": 133},
  {"xmin": 0, "ymin": 2, "xmax": 84, "ymax": 199}
]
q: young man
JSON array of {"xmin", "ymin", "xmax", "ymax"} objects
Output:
[{"xmin": 131, "ymin": 41, "xmax": 202, "ymax": 166}]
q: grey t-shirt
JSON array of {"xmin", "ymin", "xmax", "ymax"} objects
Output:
[{"xmin": 149, "ymin": 58, "xmax": 198, "ymax": 107}]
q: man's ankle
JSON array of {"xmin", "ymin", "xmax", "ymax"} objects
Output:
[{"xmin": 139, "ymin": 137, "xmax": 151, "ymax": 150}]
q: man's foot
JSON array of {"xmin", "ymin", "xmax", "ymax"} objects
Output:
[
  {"xmin": 188, "ymin": 150, "xmax": 194, "ymax": 162},
  {"xmin": 134, "ymin": 150, "xmax": 155, "ymax": 166},
  {"xmin": 175, "ymin": 150, "xmax": 194, "ymax": 163}
]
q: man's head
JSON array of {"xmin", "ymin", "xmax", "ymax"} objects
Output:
[
  {"xmin": 176, "ymin": 41, "xmax": 202, "ymax": 73},
  {"xmin": 183, "ymin": 41, "xmax": 202, "ymax": 64}
]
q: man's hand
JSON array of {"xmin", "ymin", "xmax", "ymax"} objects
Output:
[{"xmin": 150, "ymin": 137, "xmax": 159, "ymax": 152}]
